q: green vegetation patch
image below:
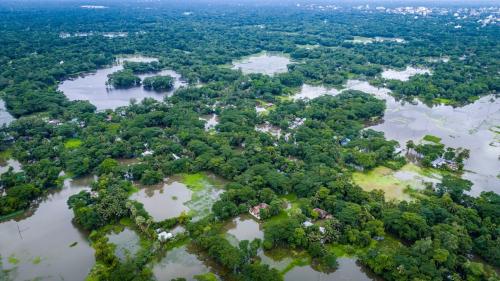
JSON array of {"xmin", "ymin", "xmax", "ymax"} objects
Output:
[
  {"xmin": 8, "ymin": 255, "xmax": 19, "ymax": 265},
  {"xmin": 181, "ymin": 173, "xmax": 206, "ymax": 191},
  {"xmin": 194, "ymin": 273, "xmax": 218, "ymax": 281},
  {"xmin": 32, "ymin": 256, "xmax": 42, "ymax": 265},
  {"xmin": 0, "ymin": 149, "xmax": 12, "ymax": 162},
  {"xmin": 353, "ymin": 166, "xmax": 414, "ymax": 201},
  {"xmin": 354, "ymin": 163, "xmax": 442, "ymax": 201},
  {"xmin": 423, "ymin": 134, "xmax": 442, "ymax": 143},
  {"xmin": 64, "ymin": 138, "xmax": 83, "ymax": 149}
]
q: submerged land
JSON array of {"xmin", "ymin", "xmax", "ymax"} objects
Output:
[{"xmin": 0, "ymin": 1, "xmax": 499, "ymax": 281}]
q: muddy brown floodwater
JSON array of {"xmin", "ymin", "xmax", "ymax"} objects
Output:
[{"xmin": 0, "ymin": 176, "xmax": 96, "ymax": 281}]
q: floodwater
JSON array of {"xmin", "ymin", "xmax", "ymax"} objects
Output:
[
  {"xmin": 345, "ymin": 79, "xmax": 500, "ymax": 195},
  {"xmin": 0, "ymin": 176, "xmax": 95, "ymax": 281},
  {"xmin": 258, "ymin": 248, "xmax": 297, "ymax": 271},
  {"xmin": 131, "ymin": 175, "xmax": 223, "ymax": 221},
  {"xmin": 292, "ymin": 84, "xmax": 340, "ymax": 100},
  {"xmin": 381, "ymin": 67, "xmax": 431, "ymax": 81},
  {"xmin": 0, "ymin": 100, "xmax": 14, "ymax": 126},
  {"xmin": 131, "ymin": 179, "xmax": 193, "ymax": 221},
  {"xmin": 59, "ymin": 56, "xmax": 187, "ymax": 110},
  {"xmin": 255, "ymin": 122, "xmax": 282, "ymax": 138},
  {"xmin": 107, "ymin": 228, "xmax": 141, "ymax": 261},
  {"xmin": 224, "ymin": 214, "xmax": 263, "ymax": 243},
  {"xmin": 0, "ymin": 159, "xmax": 22, "ymax": 174},
  {"xmin": 232, "ymin": 52, "xmax": 291, "ymax": 76},
  {"xmin": 348, "ymin": 36, "xmax": 405, "ymax": 44},
  {"xmin": 285, "ymin": 257, "xmax": 379, "ymax": 281},
  {"xmin": 153, "ymin": 244, "xmax": 217, "ymax": 281},
  {"xmin": 199, "ymin": 114, "xmax": 219, "ymax": 131}
]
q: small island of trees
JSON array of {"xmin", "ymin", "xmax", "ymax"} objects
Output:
[
  {"xmin": 142, "ymin": 75, "xmax": 174, "ymax": 92},
  {"xmin": 107, "ymin": 69, "xmax": 141, "ymax": 88}
]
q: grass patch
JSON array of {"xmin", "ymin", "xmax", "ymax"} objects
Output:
[
  {"xmin": 433, "ymin": 98, "xmax": 452, "ymax": 105},
  {"xmin": 353, "ymin": 166, "xmax": 414, "ymax": 201},
  {"xmin": 264, "ymin": 210, "xmax": 289, "ymax": 226},
  {"xmin": 64, "ymin": 138, "xmax": 83, "ymax": 149},
  {"xmin": 181, "ymin": 173, "xmax": 206, "ymax": 191},
  {"xmin": 119, "ymin": 217, "xmax": 134, "ymax": 227},
  {"xmin": 423, "ymin": 134, "xmax": 442, "ymax": 143},
  {"xmin": 0, "ymin": 149, "xmax": 12, "ymax": 162},
  {"xmin": 0, "ymin": 209, "xmax": 25, "ymax": 222},
  {"xmin": 127, "ymin": 185, "xmax": 139, "ymax": 195},
  {"xmin": 194, "ymin": 273, "xmax": 218, "ymax": 281}
]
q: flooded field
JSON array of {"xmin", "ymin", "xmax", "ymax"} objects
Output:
[
  {"xmin": 131, "ymin": 174, "xmax": 223, "ymax": 221},
  {"xmin": 130, "ymin": 179, "xmax": 193, "ymax": 221},
  {"xmin": 381, "ymin": 66, "xmax": 431, "ymax": 81},
  {"xmin": 0, "ymin": 176, "xmax": 95, "ymax": 281},
  {"xmin": 371, "ymin": 94, "xmax": 500, "ymax": 195},
  {"xmin": 224, "ymin": 214, "xmax": 264, "ymax": 243},
  {"xmin": 353, "ymin": 164, "xmax": 441, "ymax": 201},
  {"xmin": 107, "ymin": 228, "xmax": 141, "ymax": 261},
  {"xmin": 0, "ymin": 100, "xmax": 14, "ymax": 126},
  {"xmin": 292, "ymin": 84, "xmax": 340, "ymax": 100},
  {"xmin": 344, "ymin": 80, "xmax": 500, "ymax": 195},
  {"xmin": 255, "ymin": 122, "xmax": 282, "ymax": 138},
  {"xmin": 152, "ymin": 244, "xmax": 218, "ymax": 281},
  {"xmin": 285, "ymin": 257, "xmax": 379, "ymax": 281},
  {"xmin": 258, "ymin": 248, "xmax": 302, "ymax": 272},
  {"xmin": 232, "ymin": 52, "xmax": 291, "ymax": 76},
  {"xmin": 58, "ymin": 56, "xmax": 187, "ymax": 110}
]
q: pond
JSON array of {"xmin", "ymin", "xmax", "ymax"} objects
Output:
[
  {"xmin": 131, "ymin": 174, "xmax": 223, "ymax": 221},
  {"xmin": 381, "ymin": 66, "xmax": 431, "ymax": 81},
  {"xmin": 223, "ymin": 214, "xmax": 264, "ymax": 244},
  {"xmin": 130, "ymin": 179, "xmax": 193, "ymax": 221},
  {"xmin": 0, "ymin": 176, "xmax": 95, "ymax": 281},
  {"xmin": 232, "ymin": 52, "xmax": 291, "ymax": 76},
  {"xmin": 285, "ymin": 257, "xmax": 380, "ymax": 281},
  {"xmin": 0, "ymin": 100, "xmax": 14, "ymax": 126},
  {"xmin": 153, "ymin": 244, "xmax": 219, "ymax": 281},
  {"xmin": 107, "ymin": 228, "xmax": 141, "ymax": 261},
  {"xmin": 58, "ymin": 55, "xmax": 187, "ymax": 110}
]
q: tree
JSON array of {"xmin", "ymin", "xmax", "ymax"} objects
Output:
[
  {"xmin": 107, "ymin": 70, "xmax": 141, "ymax": 88},
  {"xmin": 143, "ymin": 75, "xmax": 174, "ymax": 91}
]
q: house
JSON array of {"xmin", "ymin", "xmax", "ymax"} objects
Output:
[
  {"xmin": 303, "ymin": 221, "xmax": 314, "ymax": 227},
  {"xmin": 431, "ymin": 157, "xmax": 458, "ymax": 171},
  {"xmin": 141, "ymin": 150, "xmax": 154, "ymax": 157},
  {"xmin": 340, "ymin": 138, "xmax": 351, "ymax": 146},
  {"xmin": 48, "ymin": 119, "xmax": 62, "ymax": 126},
  {"xmin": 158, "ymin": 231, "xmax": 173, "ymax": 242},
  {"xmin": 313, "ymin": 208, "xmax": 332, "ymax": 220},
  {"xmin": 249, "ymin": 203, "xmax": 270, "ymax": 220}
]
